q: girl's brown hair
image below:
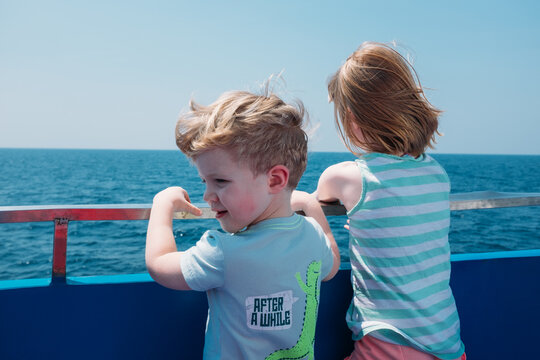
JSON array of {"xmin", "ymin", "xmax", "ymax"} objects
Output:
[{"xmin": 328, "ymin": 42, "xmax": 442, "ymax": 157}]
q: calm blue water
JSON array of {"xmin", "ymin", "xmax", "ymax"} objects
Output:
[{"xmin": 0, "ymin": 149, "xmax": 539, "ymax": 280}]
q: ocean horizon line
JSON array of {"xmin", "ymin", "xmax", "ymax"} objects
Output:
[{"xmin": 1, "ymin": 147, "xmax": 539, "ymax": 157}]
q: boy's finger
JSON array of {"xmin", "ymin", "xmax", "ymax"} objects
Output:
[
  {"xmin": 182, "ymin": 189, "xmax": 191, "ymax": 203},
  {"xmin": 187, "ymin": 203, "xmax": 203, "ymax": 216},
  {"xmin": 173, "ymin": 203, "xmax": 203, "ymax": 219},
  {"xmin": 176, "ymin": 188, "xmax": 201, "ymax": 215}
]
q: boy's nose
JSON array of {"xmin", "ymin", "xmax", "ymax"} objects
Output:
[{"xmin": 203, "ymin": 187, "xmax": 217, "ymax": 203}]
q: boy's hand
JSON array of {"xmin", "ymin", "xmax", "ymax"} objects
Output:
[
  {"xmin": 146, "ymin": 186, "xmax": 201, "ymax": 291},
  {"xmin": 153, "ymin": 186, "xmax": 202, "ymax": 216}
]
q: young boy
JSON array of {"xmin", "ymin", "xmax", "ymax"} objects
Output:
[{"xmin": 146, "ymin": 89, "xmax": 340, "ymax": 359}]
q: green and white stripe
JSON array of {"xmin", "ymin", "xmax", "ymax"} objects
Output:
[{"xmin": 346, "ymin": 153, "xmax": 464, "ymax": 359}]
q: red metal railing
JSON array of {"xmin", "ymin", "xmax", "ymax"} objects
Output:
[
  {"xmin": 0, "ymin": 205, "xmax": 152, "ymax": 282},
  {"xmin": 1, "ymin": 191, "xmax": 539, "ymax": 283}
]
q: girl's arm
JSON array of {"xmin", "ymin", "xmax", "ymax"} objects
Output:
[
  {"xmin": 145, "ymin": 186, "xmax": 202, "ymax": 290},
  {"xmin": 291, "ymin": 190, "xmax": 340, "ymax": 281},
  {"xmin": 316, "ymin": 161, "xmax": 363, "ymax": 212}
]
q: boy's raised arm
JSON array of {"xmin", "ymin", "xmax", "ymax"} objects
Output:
[
  {"xmin": 146, "ymin": 186, "xmax": 202, "ymax": 290},
  {"xmin": 291, "ymin": 190, "xmax": 340, "ymax": 281}
]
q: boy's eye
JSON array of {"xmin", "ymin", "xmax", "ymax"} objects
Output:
[{"xmin": 215, "ymin": 179, "xmax": 228, "ymax": 184}]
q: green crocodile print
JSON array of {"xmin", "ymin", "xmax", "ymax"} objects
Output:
[{"xmin": 265, "ymin": 260, "xmax": 322, "ymax": 360}]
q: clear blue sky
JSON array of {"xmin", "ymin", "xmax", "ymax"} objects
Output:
[{"xmin": 1, "ymin": 0, "xmax": 539, "ymax": 154}]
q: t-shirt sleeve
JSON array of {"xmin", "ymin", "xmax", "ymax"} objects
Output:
[
  {"xmin": 305, "ymin": 217, "xmax": 335, "ymax": 280},
  {"xmin": 180, "ymin": 230, "xmax": 225, "ymax": 291}
]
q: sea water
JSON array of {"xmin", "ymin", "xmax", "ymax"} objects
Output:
[{"xmin": 0, "ymin": 149, "xmax": 538, "ymax": 280}]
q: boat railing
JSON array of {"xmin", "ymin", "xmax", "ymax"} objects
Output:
[{"xmin": 1, "ymin": 191, "xmax": 539, "ymax": 283}]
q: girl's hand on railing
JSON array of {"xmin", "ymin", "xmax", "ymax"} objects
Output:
[
  {"xmin": 291, "ymin": 190, "xmax": 340, "ymax": 281},
  {"xmin": 291, "ymin": 190, "xmax": 331, "ymax": 230},
  {"xmin": 291, "ymin": 190, "xmax": 314, "ymax": 215},
  {"xmin": 153, "ymin": 187, "xmax": 202, "ymax": 217}
]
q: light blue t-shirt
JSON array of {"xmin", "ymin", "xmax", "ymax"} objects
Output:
[{"xmin": 181, "ymin": 214, "xmax": 334, "ymax": 360}]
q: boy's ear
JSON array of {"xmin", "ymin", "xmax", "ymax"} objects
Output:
[{"xmin": 267, "ymin": 165, "xmax": 289, "ymax": 194}]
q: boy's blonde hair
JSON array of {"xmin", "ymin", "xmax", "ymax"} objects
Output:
[
  {"xmin": 328, "ymin": 42, "xmax": 442, "ymax": 158},
  {"xmin": 176, "ymin": 89, "xmax": 307, "ymax": 189}
]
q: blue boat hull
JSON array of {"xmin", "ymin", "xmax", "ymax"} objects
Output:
[{"xmin": 1, "ymin": 250, "xmax": 539, "ymax": 359}]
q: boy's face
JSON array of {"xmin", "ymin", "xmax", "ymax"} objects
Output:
[{"xmin": 194, "ymin": 148, "xmax": 273, "ymax": 233}]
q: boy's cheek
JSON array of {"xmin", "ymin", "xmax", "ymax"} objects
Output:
[{"xmin": 236, "ymin": 200, "xmax": 256, "ymax": 215}]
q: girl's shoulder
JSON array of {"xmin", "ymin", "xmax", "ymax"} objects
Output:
[
  {"xmin": 321, "ymin": 161, "xmax": 362, "ymax": 184},
  {"xmin": 326, "ymin": 160, "xmax": 360, "ymax": 171}
]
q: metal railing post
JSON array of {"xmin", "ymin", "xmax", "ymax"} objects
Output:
[{"xmin": 51, "ymin": 218, "xmax": 68, "ymax": 283}]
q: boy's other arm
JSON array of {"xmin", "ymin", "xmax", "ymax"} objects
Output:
[
  {"xmin": 316, "ymin": 161, "xmax": 363, "ymax": 212},
  {"xmin": 146, "ymin": 187, "xmax": 202, "ymax": 290},
  {"xmin": 291, "ymin": 191, "xmax": 340, "ymax": 281}
]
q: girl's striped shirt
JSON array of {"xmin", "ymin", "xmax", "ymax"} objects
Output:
[{"xmin": 346, "ymin": 152, "xmax": 465, "ymax": 360}]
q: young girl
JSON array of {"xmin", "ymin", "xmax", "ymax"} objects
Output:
[{"xmin": 317, "ymin": 42, "xmax": 466, "ymax": 360}]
